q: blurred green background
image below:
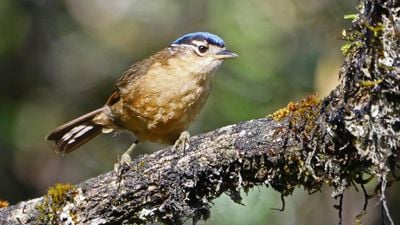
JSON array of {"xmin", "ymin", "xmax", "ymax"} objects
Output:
[{"xmin": 1, "ymin": 0, "xmax": 399, "ymax": 224}]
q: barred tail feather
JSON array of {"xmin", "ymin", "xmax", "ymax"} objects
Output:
[{"xmin": 46, "ymin": 108, "xmax": 105, "ymax": 154}]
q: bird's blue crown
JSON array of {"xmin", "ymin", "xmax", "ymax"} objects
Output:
[{"xmin": 172, "ymin": 32, "xmax": 225, "ymax": 48}]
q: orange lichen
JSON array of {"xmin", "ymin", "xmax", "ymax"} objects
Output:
[
  {"xmin": 269, "ymin": 94, "xmax": 321, "ymax": 123},
  {"xmin": 0, "ymin": 199, "xmax": 9, "ymax": 208},
  {"xmin": 36, "ymin": 183, "xmax": 77, "ymax": 224}
]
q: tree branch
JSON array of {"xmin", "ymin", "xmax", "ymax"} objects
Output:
[{"xmin": 1, "ymin": 0, "xmax": 399, "ymax": 224}]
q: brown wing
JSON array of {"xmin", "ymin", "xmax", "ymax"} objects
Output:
[
  {"xmin": 115, "ymin": 61, "xmax": 146, "ymax": 94},
  {"xmin": 114, "ymin": 48, "xmax": 173, "ymax": 95}
]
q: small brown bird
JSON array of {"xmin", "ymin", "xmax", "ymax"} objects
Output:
[{"xmin": 46, "ymin": 32, "xmax": 237, "ymax": 162}]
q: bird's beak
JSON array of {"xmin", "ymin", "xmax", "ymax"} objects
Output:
[{"xmin": 215, "ymin": 49, "xmax": 239, "ymax": 59}]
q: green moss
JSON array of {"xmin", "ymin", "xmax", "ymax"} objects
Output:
[
  {"xmin": 341, "ymin": 20, "xmax": 383, "ymax": 56},
  {"xmin": 364, "ymin": 22, "xmax": 383, "ymax": 37},
  {"xmin": 341, "ymin": 41, "xmax": 363, "ymax": 55},
  {"xmin": 360, "ymin": 79, "xmax": 382, "ymax": 88},
  {"xmin": 35, "ymin": 183, "xmax": 77, "ymax": 225},
  {"xmin": 344, "ymin": 14, "xmax": 359, "ymax": 21}
]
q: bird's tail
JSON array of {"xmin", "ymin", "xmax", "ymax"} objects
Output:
[{"xmin": 46, "ymin": 108, "xmax": 106, "ymax": 154}]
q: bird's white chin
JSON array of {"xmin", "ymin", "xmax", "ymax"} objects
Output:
[{"xmin": 197, "ymin": 58, "xmax": 223, "ymax": 76}]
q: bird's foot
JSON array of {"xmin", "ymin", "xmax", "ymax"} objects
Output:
[
  {"xmin": 114, "ymin": 141, "xmax": 137, "ymax": 174},
  {"xmin": 172, "ymin": 131, "xmax": 191, "ymax": 153}
]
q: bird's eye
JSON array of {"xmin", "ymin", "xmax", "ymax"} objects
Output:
[{"xmin": 198, "ymin": 45, "xmax": 208, "ymax": 53}]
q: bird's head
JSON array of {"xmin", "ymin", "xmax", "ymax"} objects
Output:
[{"xmin": 168, "ymin": 32, "xmax": 238, "ymax": 76}]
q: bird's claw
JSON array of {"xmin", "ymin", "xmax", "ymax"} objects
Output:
[
  {"xmin": 114, "ymin": 142, "xmax": 137, "ymax": 174},
  {"xmin": 172, "ymin": 131, "xmax": 191, "ymax": 153}
]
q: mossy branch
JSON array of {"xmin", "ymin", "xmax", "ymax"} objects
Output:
[{"xmin": 0, "ymin": 0, "xmax": 399, "ymax": 224}]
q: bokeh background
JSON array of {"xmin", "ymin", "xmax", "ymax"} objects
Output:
[{"xmin": 1, "ymin": 0, "xmax": 399, "ymax": 224}]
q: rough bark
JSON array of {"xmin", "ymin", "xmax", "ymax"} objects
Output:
[{"xmin": 1, "ymin": 0, "xmax": 399, "ymax": 224}]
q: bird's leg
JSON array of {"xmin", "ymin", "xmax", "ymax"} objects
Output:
[
  {"xmin": 172, "ymin": 131, "xmax": 191, "ymax": 153},
  {"xmin": 114, "ymin": 140, "xmax": 138, "ymax": 173}
]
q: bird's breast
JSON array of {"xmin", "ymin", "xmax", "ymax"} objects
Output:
[{"xmin": 114, "ymin": 64, "xmax": 214, "ymax": 144}]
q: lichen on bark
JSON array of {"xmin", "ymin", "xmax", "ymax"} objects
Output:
[{"xmin": 0, "ymin": 0, "xmax": 399, "ymax": 225}]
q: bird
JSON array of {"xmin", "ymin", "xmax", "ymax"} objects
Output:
[{"xmin": 46, "ymin": 32, "xmax": 238, "ymax": 164}]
